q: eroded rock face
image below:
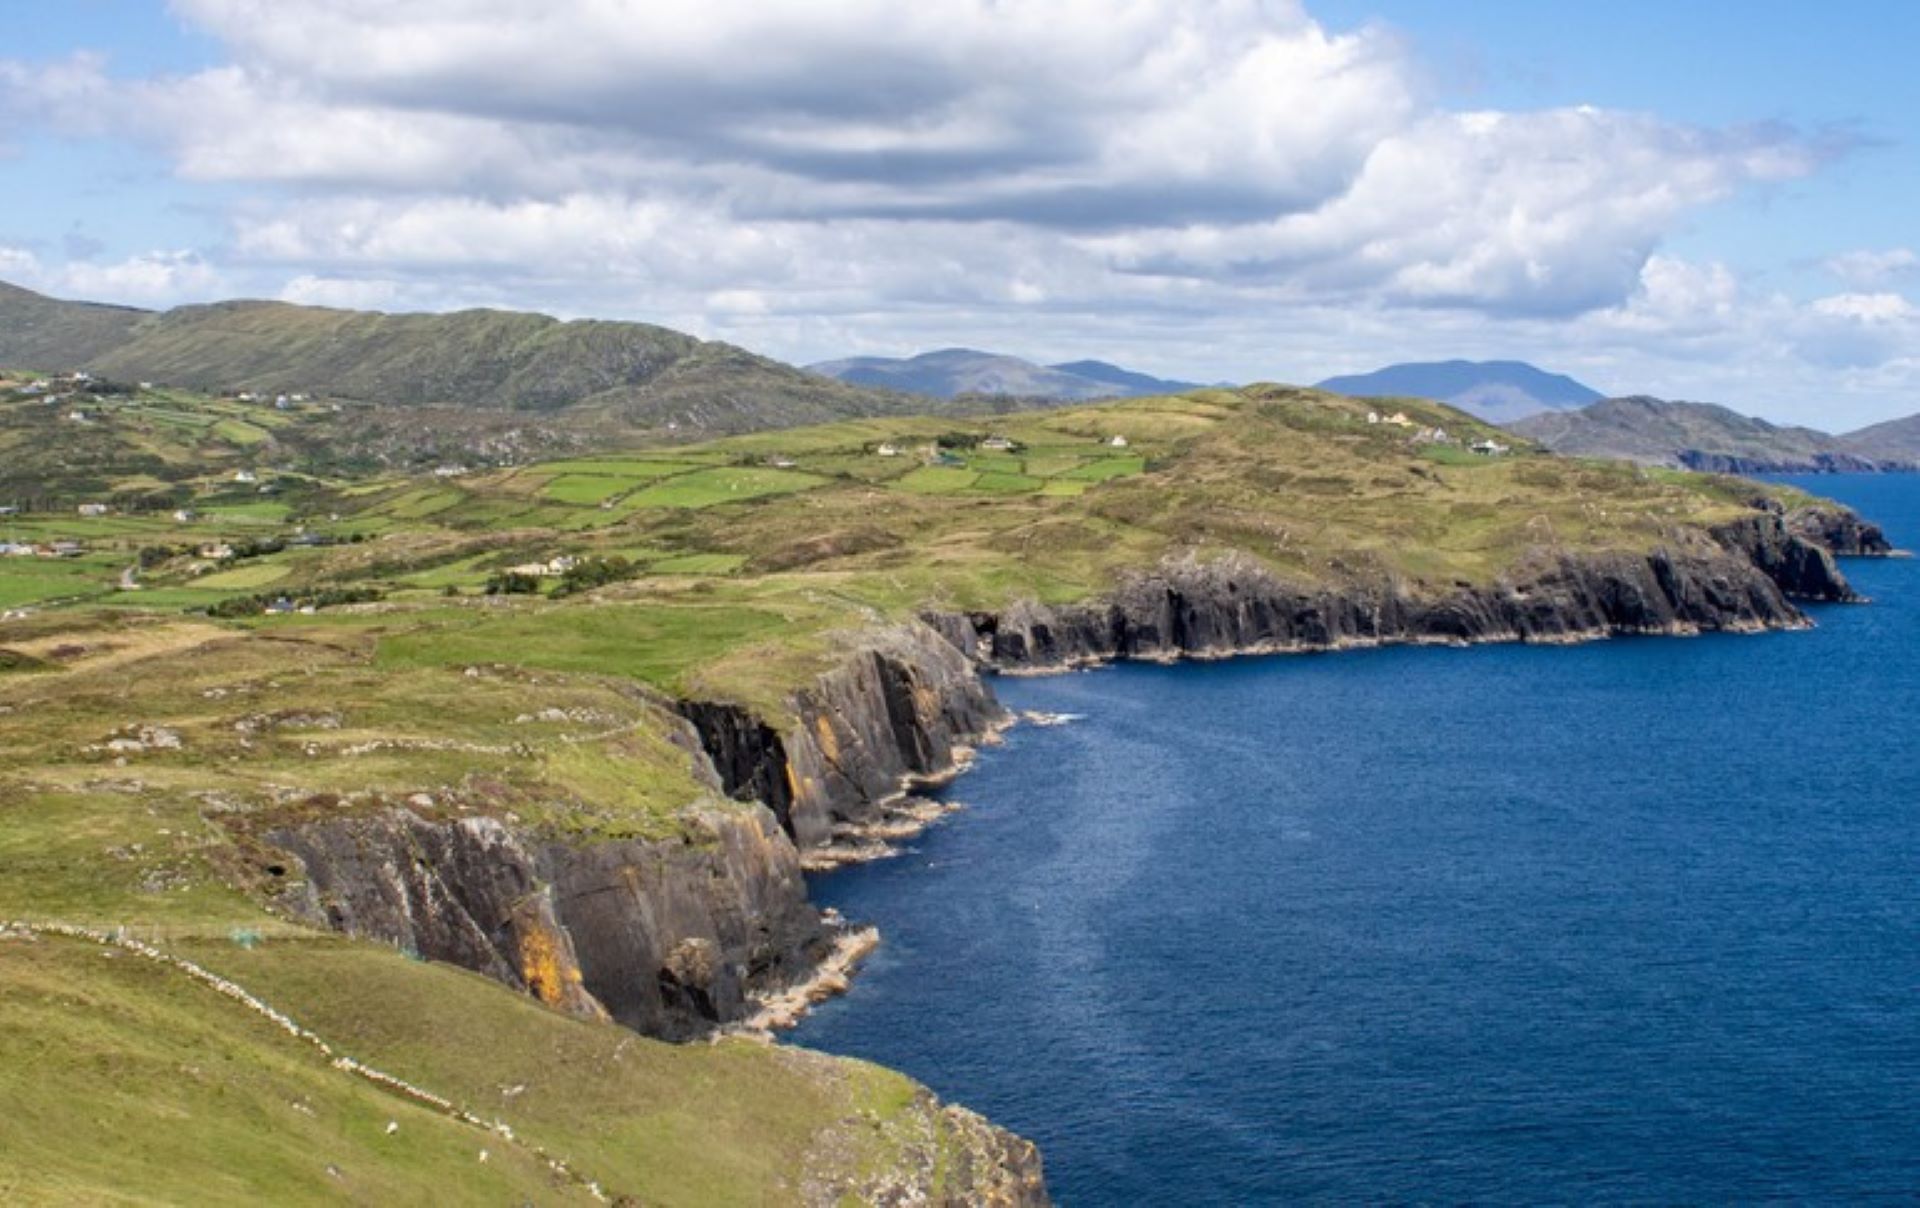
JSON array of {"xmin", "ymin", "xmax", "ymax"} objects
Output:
[
  {"xmin": 1784, "ymin": 505, "xmax": 1896, "ymax": 557},
  {"xmin": 929, "ymin": 527, "xmax": 1842, "ymax": 673},
  {"xmin": 682, "ymin": 624, "xmax": 1006, "ymax": 850},
  {"xmin": 271, "ymin": 804, "xmax": 827, "ymax": 1040}
]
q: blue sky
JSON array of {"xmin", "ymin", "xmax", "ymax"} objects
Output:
[{"xmin": 1, "ymin": 1, "xmax": 1915, "ymax": 427}]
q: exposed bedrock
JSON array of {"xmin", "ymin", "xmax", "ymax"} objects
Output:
[
  {"xmin": 930, "ymin": 520, "xmax": 1850, "ymax": 672},
  {"xmin": 1781, "ymin": 504, "xmax": 1896, "ymax": 557},
  {"xmin": 270, "ymin": 802, "xmax": 828, "ymax": 1040},
  {"xmin": 682, "ymin": 623, "xmax": 1006, "ymax": 850}
]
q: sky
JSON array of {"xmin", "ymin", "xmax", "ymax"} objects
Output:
[{"xmin": 1, "ymin": 1, "xmax": 1915, "ymax": 428}]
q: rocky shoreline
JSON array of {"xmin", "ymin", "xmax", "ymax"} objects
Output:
[
  {"xmin": 253, "ymin": 505, "xmax": 1875, "ymax": 1203},
  {"xmin": 268, "ymin": 509, "xmax": 1867, "ymax": 1041}
]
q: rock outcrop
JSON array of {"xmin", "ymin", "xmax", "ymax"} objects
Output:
[
  {"xmin": 928, "ymin": 521, "xmax": 1847, "ymax": 673},
  {"xmin": 682, "ymin": 624, "xmax": 1005, "ymax": 850},
  {"xmin": 1782, "ymin": 504, "xmax": 1896, "ymax": 557},
  {"xmin": 270, "ymin": 803, "xmax": 828, "ymax": 1040}
]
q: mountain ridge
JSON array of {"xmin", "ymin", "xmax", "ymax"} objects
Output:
[
  {"xmin": 0, "ymin": 279, "xmax": 919, "ymax": 438},
  {"xmin": 1314, "ymin": 359, "xmax": 1604, "ymax": 423},
  {"xmin": 1511, "ymin": 395, "xmax": 1917, "ymax": 473},
  {"xmin": 808, "ymin": 347, "xmax": 1201, "ymax": 400}
]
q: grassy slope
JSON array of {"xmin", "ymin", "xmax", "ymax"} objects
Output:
[
  {"xmin": 0, "ymin": 281, "xmax": 922, "ymax": 440},
  {"xmin": 0, "ymin": 281, "xmax": 147, "ymax": 371},
  {"xmin": 1, "ymin": 930, "xmax": 978, "ymax": 1205},
  {"xmin": 0, "ymin": 381, "xmax": 1842, "ymax": 1201}
]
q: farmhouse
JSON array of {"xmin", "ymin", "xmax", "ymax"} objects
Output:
[
  {"xmin": 77, "ymin": 503, "xmax": 109, "ymax": 517},
  {"xmin": 981, "ymin": 436, "xmax": 1016, "ymax": 452},
  {"xmin": 1108, "ymin": 434, "xmax": 1130, "ymax": 448}
]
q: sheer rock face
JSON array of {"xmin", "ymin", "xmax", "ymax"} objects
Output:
[
  {"xmin": 929, "ymin": 519, "xmax": 1847, "ymax": 673},
  {"xmin": 271, "ymin": 804, "xmax": 826, "ymax": 1040},
  {"xmin": 680, "ymin": 623, "xmax": 1005, "ymax": 849}
]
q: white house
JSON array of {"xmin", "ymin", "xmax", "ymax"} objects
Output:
[
  {"xmin": 1108, "ymin": 434, "xmax": 1130, "ymax": 448},
  {"xmin": 981, "ymin": 436, "xmax": 1016, "ymax": 451},
  {"xmin": 876, "ymin": 443, "xmax": 901, "ymax": 457},
  {"xmin": 234, "ymin": 470, "xmax": 258, "ymax": 484},
  {"xmin": 77, "ymin": 503, "xmax": 109, "ymax": 517}
]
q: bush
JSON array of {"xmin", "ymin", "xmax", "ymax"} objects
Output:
[
  {"xmin": 550, "ymin": 556, "xmax": 638, "ymax": 598},
  {"xmin": 201, "ymin": 585, "xmax": 385, "ymax": 618},
  {"xmin": 483, "ymin": 571, "xmax": 542, "ymax": 596}
]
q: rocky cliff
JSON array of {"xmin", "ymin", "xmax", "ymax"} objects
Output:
[
  {"xmin": 681, "ymin": 624, "xmax": 1006, "ymax": 851},
  {"xmin": 1780, "ymin": 503, "xmax": 1896, "ymax": 557},
  {"xmin": 926, "ymin": 517, "xmax": 1849, "ymax": 673},
  {"xmin": 268, "ymin": 516, "xmax": 1855, "ymax": 1045},
  {"xmin": 270, "ymin": 802, "xmax": 827, "ymax": 1040},
  {"xmin": 246, "ymin": 507, "xmax": 1864, "ymax": 1206}
]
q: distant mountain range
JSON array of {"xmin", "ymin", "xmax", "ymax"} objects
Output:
[
  {"xmin": 0, "ymin": 279, "xmax": 920, "ymax": 437},
  {"xmin": 1314, "ymin": 360, "xmax": 1603, "ymax": 424},
  {"xmin": 1509, "ymin": 396, "xmax": 1917, "ymax": 473},
  {"xmin": 808, "ymin": 348, "xmax": 1202, "ymax": 400}
]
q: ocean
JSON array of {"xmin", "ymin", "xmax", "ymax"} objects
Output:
[{"xmin": 789, "ymin": 474, "xmax": 1920, "ymax": 1204}]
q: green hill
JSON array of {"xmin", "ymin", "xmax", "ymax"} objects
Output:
[
  {"xmin": 0, "ymin": 281, "xmax": 921, "ymax": 438},
  {"xmin": 0, "ymin": 279, "xmax": 147, "ymax": 370}
]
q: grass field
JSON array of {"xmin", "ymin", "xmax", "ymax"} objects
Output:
[{"xmin": 621, "ymin": 466, "xmax": 827, "ymax": 509}]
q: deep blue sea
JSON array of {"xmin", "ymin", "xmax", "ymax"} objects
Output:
[{"xmin": 791, "ymin": 475, "xmax": 1920, "ymax": 1204}]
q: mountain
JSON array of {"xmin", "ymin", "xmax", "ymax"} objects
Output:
[
  {"xmin": 0, "ymin": 279, "xmax": 147, "ymax": 369},
  {"xmin": 809, "ymin": 348, "xmax": 1199, "ymax": 400},
  {"xmin": 1842, "ymin": 412, "xmax": 1920, "ymax": 463},
  {"xmin": 1045, "ymin": 359, "xmax": 1204, "ymax": 395},
  {"xmin": 0, "ymin": 280, "xmax": 916, "ymax": 437},
  {"xmin": 1511, "ymin": 396, "xmax": 1912, "ymax": 473},
  {"xmin": 1314, "ymin": 359, "xmax": 1603, "ymax": 423}
]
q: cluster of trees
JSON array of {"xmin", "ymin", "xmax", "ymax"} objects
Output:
[
  {"xmin": 483, "ymin": 556, "xmax": 641, "ymax": 599},
  {"xmin": 201, "ymin": 586, "xmax": 384, "ymax": 618}
]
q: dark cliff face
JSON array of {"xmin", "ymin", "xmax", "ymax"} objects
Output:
[
  {"xmin": 928, "ymin": 522, "xmax": 1843, "ymax": 673},
  {"xmin": 682, "ymin": 624, "xmax": 1006, "ymax": 850},
  {"xmin": 1782, "ymin": 505, "xmax": 1895, "ymax": 557},
  {"xmin": 271, "ymin": 804, "xmax": 827, "ymax": 1040},
  {"xmin": 1678, "ymin": 450, "xmax": 1903, "ymax": 475},
  {"xmin": 1708, "ymin": 514, "xmax": 1856, "ymax": 602}
]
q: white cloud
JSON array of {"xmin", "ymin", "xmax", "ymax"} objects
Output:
[
  {"xmin": 1824, "ymin": 247, "xmax": 1918, "ymax": 288},
  {"xmin": 57, "ymin": 251, "xmax": 226, "ymax": 306},
  {"xmin": 2, "ymin": 1, "xmax": 1905, "ymax": 423},
  {"xmin": 0, "ymin": 245, "xmax": 42, "ymax": 279}
]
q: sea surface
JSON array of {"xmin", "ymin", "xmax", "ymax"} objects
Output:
[{"xmin": 790, "ymin": 474, "xmax": 1920, "ymax": 1204}]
